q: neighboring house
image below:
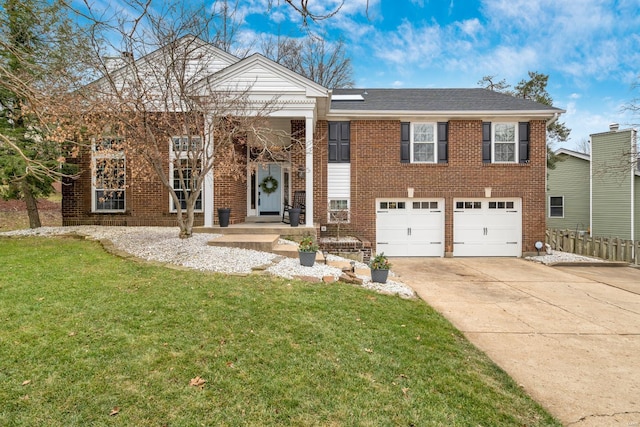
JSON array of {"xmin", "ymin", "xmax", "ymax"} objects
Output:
[
  {"xmin": 546, "ymin": 124, "xmax": 640, "ymax": 241},
  {"xmin": 63, "ymin": 36, "xmax": 564, "ymax": 257},
  {"xmin": 546, "ymin": 148, "xmax": 591, "ymax": 232}
]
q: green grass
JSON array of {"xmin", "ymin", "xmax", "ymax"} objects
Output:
[{"xmin": 0, "ymin": 237, "xmax": 560, "ymax": 426}]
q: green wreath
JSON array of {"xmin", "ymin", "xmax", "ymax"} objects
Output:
[{"xmin": 260, "ymin": 175, "xmax": 278, "ymax": 195}]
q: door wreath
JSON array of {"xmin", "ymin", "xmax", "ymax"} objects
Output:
[{"xmin": 260, "ymin": 175, "xmax": 278, "ymax": 195}]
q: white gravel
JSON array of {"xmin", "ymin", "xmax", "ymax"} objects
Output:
[
  {"xmin": 1, "ymin": 226, "xmax": 415, "ymax": 298},
  {"xmin": 526, "ymin": 250, "xmax": 606, "ymax": 265}
]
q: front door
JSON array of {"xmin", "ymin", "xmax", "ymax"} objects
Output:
[{"xmin": 257, "ymin": 164, "xmax": 282, "ymax": 216}]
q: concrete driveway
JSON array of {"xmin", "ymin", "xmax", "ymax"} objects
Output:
[{"xmin": 391, "ymin": 257, "xmax": 640, "ymax": 426}]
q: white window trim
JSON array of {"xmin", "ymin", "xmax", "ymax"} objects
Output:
[
  {"xmin": 492, "ymin": 122, "xmax": 518, "ymax": 163},
  {"xmin": 169, "ymin": 136, "xmax": 204, "ymax": 213},
  {"xmin": 328, "ymin": 198, "xmax": 350, "ymax": 223},
  {"xmin": 91, "ymin": 138, "xmax": 126, "ymax": 213},
  {"xmin": 410, "ymin": 122, "xmax": 437, "ymax": 164},
  {"xmin": 549, "ymin": 196, "xmax": 564, "ymax": 218}
]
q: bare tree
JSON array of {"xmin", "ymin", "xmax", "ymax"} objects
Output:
[
  {"xmin": 73, "ymin": 0, "xmax": 305, "ymax": 238},
  {"xmin": 269, "ymin": 0, "xmax": 344, "ymax": 25},
  {"xmin": 261, "ymin": 33, "xmax": 354, "ymax": 88},
  {"xmin": 575, "ymin": 137, "xmax": 591, "ymax": 154},
  {"xmin": 477, "ymin": 75, "xmax": 511, "ymax": 93}
]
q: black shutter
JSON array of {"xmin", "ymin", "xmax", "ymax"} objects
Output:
[
  {"xmin": 338, "ymin": 122, "xmax": 350, "ymax": 162},
  {"xmin": 328, "ymin": 122, "xmax": 350, "ymax": 163},
  {"xmin": 482, "ymin": 122, "xmax": 491, "ymax": 163},
  {"xmin": 437, "ymin": 122, "xmax": 448, "ymax": 163},
  {"xmin": 519, "ymin": 122, "xmax": 530, "ymax": 163},
  {"xmin": 328, "ymin": 122, "xmax": 338, "ymax": 162},
  {"xmin": 401, "ymin": 122, "xmax": 410, "ymax": 163}
]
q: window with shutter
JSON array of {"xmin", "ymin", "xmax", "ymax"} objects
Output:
[
  {"xmin": 399, "ymin": 122, "xmax": 448, "ymax": 164},
  {"xmin": 484, "ymin": 122, "xmax": 528, "ymax": 164}
]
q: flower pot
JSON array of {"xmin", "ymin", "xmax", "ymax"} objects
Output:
[
  {"xmin": 370, "ymin": 268, "xmax": 389, "ymax": 284},
  {"xmin": 217, "ymin": 208, "xmax": 231, "ymax": 227},
  {"xmin": 289, "ymin": 207, "xmax": 301, "ymax": 227},
  {"xmin": 298, "ymin": 251, "xmax": 316, "ymax": 267}
]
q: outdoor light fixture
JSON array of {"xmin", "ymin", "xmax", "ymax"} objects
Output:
[
  {"xmin": 322, "ymin": 250, "xmax": 328, "ymax": 264},
  {"xmin": 407, "ymin": 187, "xmax": 414, "ymax": 198},
  {"xmin": 535, "ymin": 241, "xmax": 543, "ymax": 256},
  {"xmin": 484, "ymin": 187, "xmax": 492, "ymax": 198},
  {"xmin": 297, "ymin": 167, "xmax": 305, "ymax": 178}
]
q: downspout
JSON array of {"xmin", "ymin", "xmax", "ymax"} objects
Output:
[
  {"xmin": 631, "ymin": 130, "xmax": 637, "ymax": 250},
  {"xmin": 546, "ymin": 112, "xmax": 560, "ymax": 127}
]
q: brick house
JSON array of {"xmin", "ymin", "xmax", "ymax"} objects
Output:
[{"xmin": 63, "ymin": 37, "xmax": 564, "ymax": 257}]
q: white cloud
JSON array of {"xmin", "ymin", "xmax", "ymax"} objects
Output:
[
  {"xmin": 455, "ymin": 18, "xmax": 482, "ymax": 39},
  {"xmin": 372, "ymin": 20, "xmax": 442, "ymax": 67}
]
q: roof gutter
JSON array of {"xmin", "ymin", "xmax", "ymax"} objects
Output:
[{"xmin": 327, "ymin": 109, "xmax": 564, "ymax": 120}]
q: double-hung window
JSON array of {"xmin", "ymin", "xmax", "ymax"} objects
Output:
[
  {"xmin": 170, "ymin": 136, "xmax": 203, "ymax": 212},
  {"xmin": 493, "ymin": 123, "xmax": 517, "ymax": 163},
  {"xmin": 328, "ymin": 199, "xmax": 349, "ymax": 223},
  {"xmin": 92, "ymin": 137, "xmax": 126, "ymax": 212},
  {"xmin": 411, "ymin": 123, "xmax": 436, "ymax": 163},
  {"xmin": 549, "ymin": 196, "xmax": 564, "ymax": 218}
]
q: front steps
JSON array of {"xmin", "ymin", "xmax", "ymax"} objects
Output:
[
  {"xmin": 207, "ymin": 233, "xmax": 325, "ymax": 262},
  {"xmin": 194, "ymin": 223, "xmax": 315, "ymax": 237}
]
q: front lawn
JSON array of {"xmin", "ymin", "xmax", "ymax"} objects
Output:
[{"xmin": 0, "ymin": 237, "xmax": 560, "ymax": 426}]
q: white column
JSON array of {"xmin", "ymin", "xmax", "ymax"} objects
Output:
[
  {"xmin": 305, "ymin": 114, "xmax": 314, "ymax": 227},
  {"xmin": 203, "ymin": 115, "xmax": 214, "ymax": 227},
  {"xmin": 204, "ymin": 170, "xmax": 214, "ymax": 227}
]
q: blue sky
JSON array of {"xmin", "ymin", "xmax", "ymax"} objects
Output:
[
  {"xmin": 84, "ymin": 0, "xmax": 640, "ymax": 151},
  {"xmin": 234, "ymin": 0, "xmax": 640, "ymax": 151}
]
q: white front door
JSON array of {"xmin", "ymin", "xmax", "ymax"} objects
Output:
[
  {"xmin": 453, "ymin": 198, "xmax": 521, "ymax": 257},
  {"xmin": 257, "ymin": 164, "xmax": 282, "ymax": 216},
  {"xmin": 376, "ymin": 199, "xmax": 444, "ymax": 257}
]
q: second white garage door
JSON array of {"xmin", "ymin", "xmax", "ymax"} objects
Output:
[
  {"xmin": 453, "ymin": 198, "xmax": 522, "ymax": 257},
  {"xmin": 376, "ymin": 199, "xmax": 444, "ymax": 257}
]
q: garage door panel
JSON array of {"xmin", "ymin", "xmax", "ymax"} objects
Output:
[
  {"xmin": 376, "ymin": 199, "xmax": 444, "ymax": 257},
  {"xmin": 375, "ymin": 242, "xmax": 408, "ymax": 257},
  {"xmin": 453, "ymin": 199, "xmax": 521, "ymax": 257}
]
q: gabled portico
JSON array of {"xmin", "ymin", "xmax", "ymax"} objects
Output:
[{"xmin": 192, "ymin": 53, "xmax": 329, "ymax": 228}]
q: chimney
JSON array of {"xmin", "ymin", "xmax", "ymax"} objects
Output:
[{"xmin": 609, "ymin": 123, "xmax": 619, "ymax": 132}]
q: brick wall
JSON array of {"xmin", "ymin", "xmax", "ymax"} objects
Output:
[{"xmin": 313, "ymin": 119, "xmax": 547, "ymax": 256}]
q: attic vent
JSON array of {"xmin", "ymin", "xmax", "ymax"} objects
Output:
[
  {"xmin": 609, "ymin": 123, "xmax": 619, "ymax": 132},
  {"xmin": 332, "ymin": 94, "xmax": 364, "ymax": 101}
]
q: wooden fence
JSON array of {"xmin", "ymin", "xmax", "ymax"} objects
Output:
[{"xmin": 546, "ymin": 228, "xmax": 640, "ymax": 265}]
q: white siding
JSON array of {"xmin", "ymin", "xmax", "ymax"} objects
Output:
[
  {"xmin": 328, "ymin": 164, "xmax": 350, "ymax": 199},
  {"xmin": 214, "ymin": 64, "xmax": 306, "ymax": 94}
]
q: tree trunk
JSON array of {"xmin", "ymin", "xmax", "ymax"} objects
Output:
[{"xmin": 22, "ymin": 181, "xmax": 42, "ymax": 228}]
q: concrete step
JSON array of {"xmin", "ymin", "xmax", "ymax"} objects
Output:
[
  {"xmin": 207, "ymin": 234, "xmax": 280, "ymax": 252},
  {"xmin": 194, "ymin": 225, "xmax": 315, "ymax": 237},
  {"xmin": 273, "ymin": 243, "xmax": 325, "ymax": 262}
]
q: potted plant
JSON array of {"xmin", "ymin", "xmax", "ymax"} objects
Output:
[
  {"xmin": 298, "ymin": 235, "xmax": 319, "ymax": 267},
  {"xmin": 369, "ymin": 253, "xmax": 391, "ymax": 283}
]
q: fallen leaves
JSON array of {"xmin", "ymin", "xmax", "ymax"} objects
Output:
[
  {"xmin": 189, "ymin": 376, "xmax": 206, "ymax": 388},
  {"xmin": 109, "ymin": 407, "xmax": 120, "ymax": 416},
  {"xmin": 21, "ymin": 380, "xmax": 31, "ymax": 386}
]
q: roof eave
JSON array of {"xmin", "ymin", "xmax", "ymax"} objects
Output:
[{"xmin": 327, "ymin": 109, "xmax": 564, "ymax": 119}]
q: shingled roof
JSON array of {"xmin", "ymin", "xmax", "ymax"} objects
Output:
[{"xmin": 330, "ymin": 88, "xmax": 563, "ymax": 113}]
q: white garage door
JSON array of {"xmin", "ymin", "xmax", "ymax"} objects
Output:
[
  {"xmin": 453, "ymin": 199, "xmax": 521, "ymax": 257},
  {"xmin": 376, "ymin": 199, "xmax": 444, "ymax": 257}
]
